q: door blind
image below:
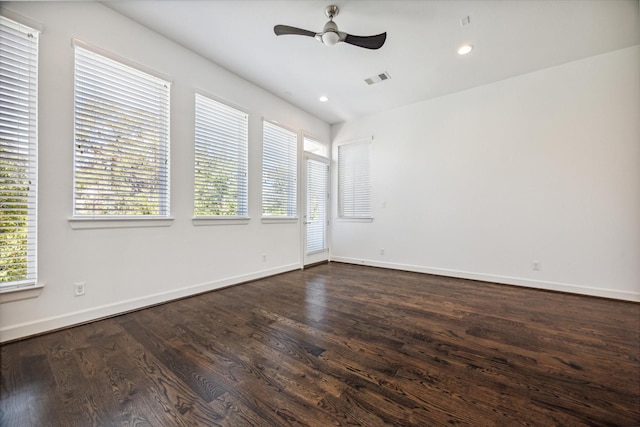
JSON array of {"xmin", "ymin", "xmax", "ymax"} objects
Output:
[
  {"xmin": 0, "ymin": 16, "xmax": 39, "ymax": 287},
  {"xmin": 306, "ymin": 159, "xmax": 328, "ymax": 253},
  {"xmin": 73, "ymin": 46, "xmax": 170, "ymax": 216},
  {"xmin": 194, "ymin": 94, "xmax": 248, "ymax": 217},
  {"xmin": 262, "ymin": 121, "xmax": 297, "ymax": 217}
]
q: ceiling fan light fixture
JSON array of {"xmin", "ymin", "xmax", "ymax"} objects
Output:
[
  {"xmin": 322, "ymin": 31, "xmax": 340, "ymax": 46},
  {"xmin": 457, "ymin": 44, "xmax": 474, "ymax": 55}
]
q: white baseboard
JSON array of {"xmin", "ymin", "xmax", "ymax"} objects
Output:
[
  {"xmin": 0, "ymin": 263, "xmax": 300, "ymax": 343},
  {"xmin": 329, "ymin": 256, "xmax": 640, "ymax": 302}
]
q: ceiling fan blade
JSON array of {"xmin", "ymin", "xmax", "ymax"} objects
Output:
[
  {"xmin": 343, "ymin": 32, "xmax": 387, "ymax": 50},
  {"xmin": 274, "ymin": 25, "xmax": 317, "ymax": 38}
]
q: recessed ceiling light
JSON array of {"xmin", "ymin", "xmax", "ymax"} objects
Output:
[
  {"xmin": 457, "ymin": 44, "xmax": 474, "ymax": 55},
  {"xmin": 319, "ymin": 95, "xmax": 329, "ymax": 102}
]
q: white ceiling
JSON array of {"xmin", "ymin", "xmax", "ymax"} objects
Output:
[{"xmin": 107, "ymin": 0, "xmax": 639, "ymax": 124}]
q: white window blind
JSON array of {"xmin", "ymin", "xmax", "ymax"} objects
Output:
[
  {"xmin": 262, "ymin": 121, "xmax": 297, "ymax": 217},
  {"xmin": 306, "ymin": 158, "xmax": 328, "ymax": 253},
  {"xmin": 338, "ymin": 139, "xmax": 372, "ymax": 218},
  {"xmin": 0, "ymin": 16, "xmax": 39, "ymax": 287},
  {"xmin": 73, "ymin": 45, "xmax": 170, "ymax": 217},
  {"xmin": 194, "ymin": 94, "xmax": 248, "ymax": 217}
]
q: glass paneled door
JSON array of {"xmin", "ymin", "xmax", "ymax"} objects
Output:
[{"xmin": 303, "ymin": 153, "xmax": 329, "ymax": 266}]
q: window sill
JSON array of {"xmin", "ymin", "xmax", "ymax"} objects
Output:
[
  {"xmin": 0, "ymin": 283, "xmax": 44, "ymax": 303},
  {"xmin": 337, "ymin": 217, "xmax": 374, "ymax": 223},
  {"xmin": 261, "ymin": 217, "xmax": 299, "ymax": 224},
  {"xmin": 192, "ymin": 216, "xmax": 250, "ymax": 226},
  {"xmin": 69, "ymin": 217, "xmax": 174, "ymax": 230}
]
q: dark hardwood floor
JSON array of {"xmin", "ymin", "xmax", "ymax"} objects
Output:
[{"xmin": 1, "ymin": 262, "xmax": 639, "ymax": 426}]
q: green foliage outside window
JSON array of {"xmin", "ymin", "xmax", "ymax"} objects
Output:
[{"xmin": 0, "ymin": 160, "xmax": 29, "ymax": 283}]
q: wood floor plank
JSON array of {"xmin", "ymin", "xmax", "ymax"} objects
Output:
[
  {"xmin": 45, "ymin": 333, "xmax": 103, "ymax": 425},
  {"xmin": 133, "ymin": 300, "xmax": 347, "ymax": 425},
  {"xmin": 1, "ymin": 262, "xmax": 638, "ymax": 426},
  {"xmin": 19, "ymin": 354, "xmax": 69, "ymax": 427},
  {"xmin": 207, "ymin": 392, "xmax": 271, "ymax": 427},
  {"xmin": 120, "ymin": 317, "xmax": 229, "ymax": 404},
  {"xmin": 0, "ymin": 343, "xmax": 28, "ymax": 427},
  {"xmin": 120, "ymin": 339, "xmax": 226, "ymax": 426}
]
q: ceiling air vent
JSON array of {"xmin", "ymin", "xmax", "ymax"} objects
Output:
[{"xmin": 364, "ymin": 71, "xmax": 391, "ymax": 86}]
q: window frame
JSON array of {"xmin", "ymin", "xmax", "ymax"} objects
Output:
[
  {"xmin": 193, "ymin": 93, "xmax": 249, "ymax": 225},
  {"xmin": 337, "ymin": 137, "xmax": 373, "ymax": 221},
  {"xmin": 261, "ymin": 120, "xmax": 298, "ymax": 221},
  {"xmin": 70, "ymin": 40, "xmax": 172, "ymax": 229},
  {"xmin": 303, "ymin": 135, "xmax": 328, "ymax": 158},
  {"xmin": 0, "ymin": 15, "xmax": 40, "ymax": 292}
]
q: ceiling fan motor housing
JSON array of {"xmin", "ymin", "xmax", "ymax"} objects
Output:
[
  {"xmin": 321, "ymin": 20, "xmax": 341, "ymax": 45},
  {"xmin": 323, "ymin": 20, "xmax": 338, "ymax": 32}
]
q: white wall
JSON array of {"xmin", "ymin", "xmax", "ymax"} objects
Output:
[
  {"xmin": 0, "ymin": 2, "xmax": 330, "ymax": 342},
  {"xmin": 331, "ymin": 45, "xmax": 640, "ymax": 302}
]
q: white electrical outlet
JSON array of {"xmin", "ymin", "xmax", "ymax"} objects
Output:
[
  {"xmin": 380, "ymin": 248, "xmax": 385, "ymax": 255},
  {"xmin": 532, "ymin": 261, "xmax": 541, "ymax": 271},
  {"xmin": 262, "ymin": 253, "xmax": 267, "ymax": 262},
  {"xmin": 74, "ymin": 282, "xmax": 86, "ymax": 296}
]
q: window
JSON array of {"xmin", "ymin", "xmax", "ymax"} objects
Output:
[
  {"xmin": 73, "ymin": 44, "xmax": 170, "ymax": 217},
  {"xmin": 194, "ymin": 94, "xmax": 248, "ymax": 217},
  {"xmin": 0, "ymin": 16, "xmax": 39, "ymax": 288},
  {"xmin": 304, "ymin": 136, "xmax": 327, "ymax": 157},
  {"xmin": 338, "ymin": 138, "xmax": 372, "ymax": 218},
  {"xmin": 262, "ymin": 121, "xmax": 297, "ymax": 218}
]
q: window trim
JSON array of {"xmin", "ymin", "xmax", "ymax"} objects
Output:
[
  {"xmin": 68, "ymin": 217, "xmax": 174, "ymax": 230},
  {"xmin": 0, "ymin": 283, "xmax": 44, "ymax": 304},
  {"xmin": 303, "ymin": 133, "xmax": 329, "ymax": 158},
  {"xmin": 72, "ymin": 40, "xmax": 172, "ymax": 221},
  {"xmin": 71, "ymin": 38, "xmax": 172, "ymax": 83},
  {"xmin": 0, "ymin": 15, "xmax": 40, "ymax": 292},
  {"xmin": 192, "ymin": 216, "xmax": 250, "ymax": 226},
  {"xmin": 261, "ymin": 217, "xmax": 299, "ymax": 224},
  {"xmin": 261, "ymin": 119, "xmax": 299, "ymax": 220},
  {"xmin": 193, "ymin": 93, "xmax": 249, "ymax": 220}
]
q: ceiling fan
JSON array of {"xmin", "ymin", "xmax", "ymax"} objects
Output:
[{"xmin": 274, "ymin": 5, "xmax": 387, "ymax": 50}]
